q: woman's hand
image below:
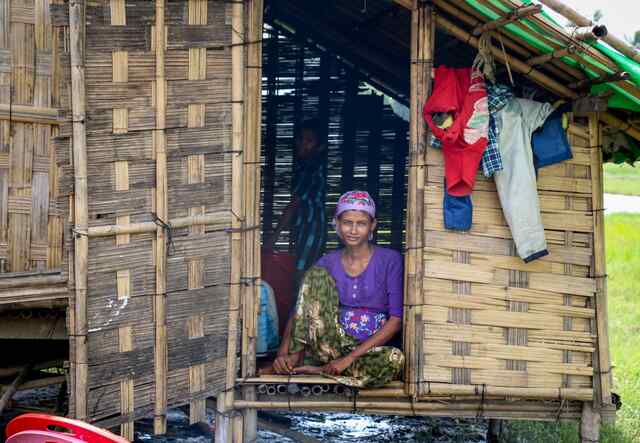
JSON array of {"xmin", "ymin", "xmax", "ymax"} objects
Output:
[
  {"xmin": 322, "ymin": 355, "xmax": 355, "ymax": 376},
  {"xmin": 273, "ymin": 353, "xmax": 299, "ymax": 374}
]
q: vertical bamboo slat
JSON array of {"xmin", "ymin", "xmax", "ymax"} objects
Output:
[
  {"xmin": 261, "ymin": 28, "xmax": 278, "ymax": 234},
  {"xmin": 68, "ymin": 0, "xmax": 88, "ymax": 421},
  {"xmin": 404, "ymin": 0, "xmax": 433, "ymax": 397},
  {"xmin": 240, "ymin": 0, "xmax": 264, "ymax": 440},
  {"xmin": 217, "ymin": 0, "xmax": 245, "ymax": 441},
  {"xmin": 340, "ymin": 70, "xmax": 358, "ymax": 194},
  {"xmin": 153, "ymin": 0, "xmax": 168, "ymax": 434},
  {"xmin": 589, "ymin": 114, "xmax": 612, "ymax": 409}
]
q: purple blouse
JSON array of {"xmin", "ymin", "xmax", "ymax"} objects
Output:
[{"xmin": 316, "ymin": 246, "xmax": 404, "ymax": 341}]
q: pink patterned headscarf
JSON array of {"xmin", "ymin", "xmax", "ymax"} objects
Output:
[{"xmin": 335, "ymin": 190, "xmax": 376, "ymax": 220}]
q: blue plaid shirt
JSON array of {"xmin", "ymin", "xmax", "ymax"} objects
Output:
[{"xmin": 431, "ymin": 83, "xmax": 512, "ymax": 178}]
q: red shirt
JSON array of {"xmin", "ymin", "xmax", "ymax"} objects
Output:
[{"xmin": 423, "ymin": 67, "xmax": 489, "ymax": 196}]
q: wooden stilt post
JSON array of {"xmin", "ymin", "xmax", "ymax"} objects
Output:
[
  {"xmin": 0, "ymin": 365, "xmax": 32, "ymax": 415},
  {"xmin": 68, "ymin": 0, "xmax": 88, "ymax": 421},
  {"xmin": 587, "ymin": 113, "xmax": 613, "ymax": 434},
  {"xmin": 487, "ymin": 419, "xmax": 503, "ymax": 443},
  {"xmin": 404, "ymin": 0, "xmax": 434, "ymax": 398},
  {"xmin": 241, "ymin": 0, "xmax": 264, "ymax": 440},
  {"xmin": 153, "ymin": 0, "xmax": 168, "ymax": 434},
  {"xmin": 216, "ymin": 0, "xmax": 246, "ymax": 441},
  {"xmin": 581, "ymin": 402, "xmax": 601, "ymax": 443}
]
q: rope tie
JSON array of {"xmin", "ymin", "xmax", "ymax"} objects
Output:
[
  {"xmin": 473, "ymin": 32, "xmax": 496, "ymax": 83},
  {"xmin": 476, "ymin": 383, "xmax": 486, "ymax": 419},
  {"xmin": 151, "ymin": 212, "xmax": 175, "ymax": 256}
]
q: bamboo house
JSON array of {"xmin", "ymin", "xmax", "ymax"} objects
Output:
[{"xmin": 2, "ymin": 0, "xmax": 640, "ymax": 442}]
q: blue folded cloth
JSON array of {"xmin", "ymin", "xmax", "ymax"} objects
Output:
[
  {"xmin": 532, "ymin": 106, "xmax": 572, "ymax": 169},
  {"xmin": 443, "ymin": 183, "xmax": 472, "ymax": 231}
]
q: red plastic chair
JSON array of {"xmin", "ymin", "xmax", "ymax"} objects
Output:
[
  {"xmin": 5, "ymin": 413, "xmax": 130, "ymax": 443},
  {"xmin": 6, "ymin": 430, "xmax": 85, "ymax": 443}
]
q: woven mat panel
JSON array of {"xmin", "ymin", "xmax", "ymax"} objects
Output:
[
  {"xmin": 53, "ymin": 0, "xmax": 234, "ymax": 432},
  {"xmin": 419, "ymin": 117, "xmax": 598, "ymax": 400},
  {"xmin": 0, "ymin": 0, "xmax": 64, "ymax": 274}
]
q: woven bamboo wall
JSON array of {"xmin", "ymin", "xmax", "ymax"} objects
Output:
[
  {"xmin": 416, "ymin": 116, "xmax": 606, "ymax": 402},
  {"xmin": 0, "ymin": 0, "xmax": 64, "ymax": 275},
  {"xmin": 53, "ymin": 0, "xmax": 234, "ymax": 434}
]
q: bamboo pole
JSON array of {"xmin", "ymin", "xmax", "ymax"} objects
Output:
[
  {"xmin": 15, "ymin": 375, "xmax": 66, "ymax": 392},
  {"xmin": 85, "ymin": 212, "xmax": 232, "ymax": 237},
  {"xmin": 68, "ymin": 0, "xmax": 88, "ymax": 421},
  {"xmin": 472, "ymin": 4, "xmax": 542, "ymax": 36},
  {"xmin": 404, "ymin": 0, "xmax": 432, "ymax": 398},
  {"xmin": 569, "ymin": 71, "xmax": 630, "ymax": 90},
  {"xmin": 241, "ymin": 381, "xmax": 591, "ymax": 401},
  {"xmin": 580, "ymin": 402, "xmax": 601, "ymax": 443},
  {"xmin": 527, "ymin": 46, "xmax": 576, "ymax": 66},
  {"xmin": 538, "ymin": 0, "xmax": 640, "ymax": 65},
  {"xmin": 153, "ymin": 0, "xmax": 168, "ymax": 434},
  {"xmin": 216, "ymin": 0, "xmax": 245, "ymax": 441},
  {"xmin": 497, "ymin": 0, "xmax": 618, "ymax": 74},
  {"xmin": 241, "ymin": 0, "xmax": 264, "ymax": 441},
  {"xmin": 0, "ymin": 104, "xmax": 61, "ymax": 125},
  {"xmin": 240, "ymin": 376, "xmax": 405, "ymax": 387},
  {"xmin": 0, "ymin": 365, "xmax": 32, "ymax": 415},
  {"xmin": 599, "ymin": 112, "xmax": 640, "ymax": 141},
  {"xmin": 0, "ymin": 274, "xmax": 66, "ymax": 289},
  {"xmin": 573, "ymin": 25, "xmax": 608, "ymax": 42},
  {"xmin": 233, "ymin": 399, "xmax": 584, "ymax": 416},
  {"xmin": 589, "ymin": 114, "xmax": 612, "ymax": 410}
]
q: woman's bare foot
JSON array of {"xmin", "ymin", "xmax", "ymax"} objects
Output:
[
  {"xmin": 260, "ymin": 351, "xmax": 305, "ymax": 375},
  {"xmin": 258, "ymin": 364, "xmax": 276, "ymax": 375},
  {"xmin": 292, "ymin": 365, "xmax": 323, "ymax": 374}
]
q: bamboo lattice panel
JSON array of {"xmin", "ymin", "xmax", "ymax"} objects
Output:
[
  {"xmin": 260, "ymin": 25, "xmax": 409, "ymax": 253},
  {"xmin": 418, "ymin": 117, "xmax": 602, "ymax": 400},
  {"xmin": 0, "ymin": 0, "xmax": 64, "ymax": 274},
  {"xmin": 53, "ymin": 0, "xmax": 233, "ymax": 432}
]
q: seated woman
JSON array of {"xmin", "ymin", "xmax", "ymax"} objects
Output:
[{"xmin": 261, "ymin": 190, "xmax": 405, "ymax": 388}]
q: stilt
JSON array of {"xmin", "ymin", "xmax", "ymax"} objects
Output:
[
  {"xmin": 487, "ymin": 419, "xmax": 503, "ymax": 443},
  {"xmin": 580, "ymin": 402, "xmax": 600, "ymax": 443},
  {"xmin": 0, "ymin": 365, "xmax": 31, "ymax": 415}
]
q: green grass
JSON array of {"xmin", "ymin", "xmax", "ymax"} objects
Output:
[
  {"xmin": 603, "ymin": 162, "xmax": 640, "ymax": 196},
  {"xmin": 503, "ymin": 214, "xmax": 640, "ymax": 442}
]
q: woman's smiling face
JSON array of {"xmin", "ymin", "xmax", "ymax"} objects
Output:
[{"xmin": 336, "ymin": 210, "xmax": 376, "ymax": 247}]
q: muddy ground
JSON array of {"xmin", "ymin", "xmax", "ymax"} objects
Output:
[{"xmin": 2, "ymin": 386, "xmax": 488, "ymax": 442}]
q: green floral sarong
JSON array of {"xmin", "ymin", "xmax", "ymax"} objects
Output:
[{"xmin": 288, "ymin": 266, "xmax": 404, "ymax": 388}]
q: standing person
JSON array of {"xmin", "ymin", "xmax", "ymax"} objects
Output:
[
  {"xmin": 261, "ymin": 191, "xmax": 405, "ymax": 388},
  {"xmin": 266, "ymin": 119, "xmax": 328, "ymax": 285}
]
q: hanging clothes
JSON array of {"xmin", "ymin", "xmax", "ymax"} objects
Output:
[
  {"xmin": 423, "ymin": 67, "xmax": 489, "ymax": 196},
  {"xmin": 493, "ymin": 97, "xmax": 554, "ymax": 262},
  {"xmin": 531, "ymin": 104, "xmax": 573, "ymax": 169},
  {"xmin": 432, "ymin": 83, "xmax": 511, "ymax": 232},
  {"xmin": 430, "ymin": 80, "xmax": 507, "ymax": 179}
]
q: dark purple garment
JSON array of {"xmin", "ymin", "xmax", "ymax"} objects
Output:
[{"xmin": 316, "ymin": 246, "xmax": 404, "ymax": 341}]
